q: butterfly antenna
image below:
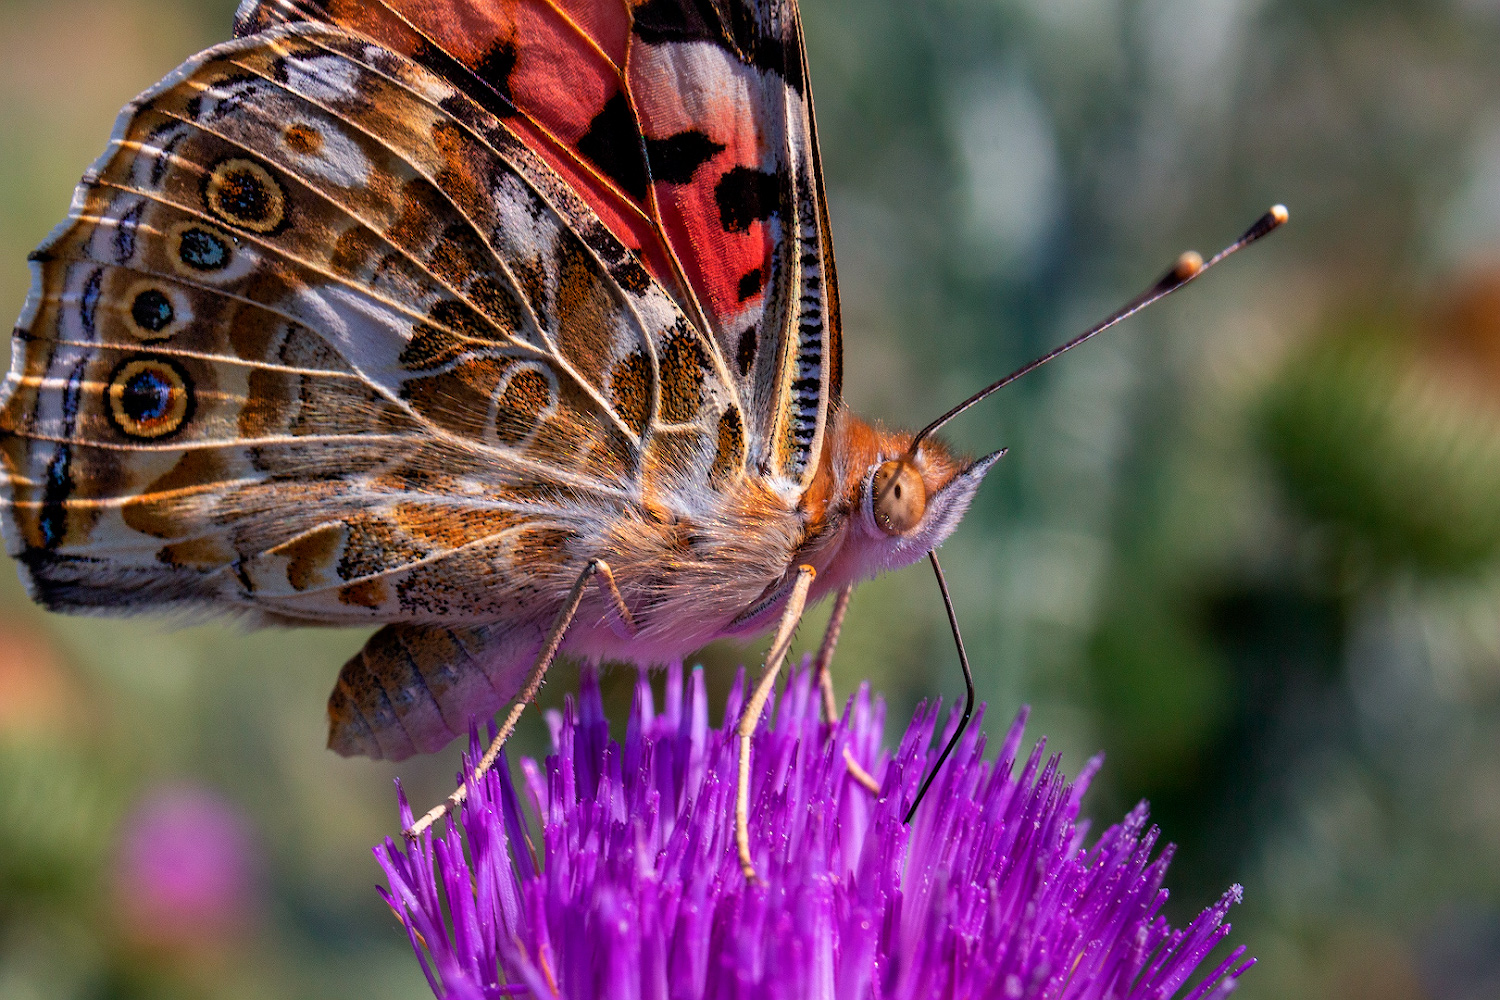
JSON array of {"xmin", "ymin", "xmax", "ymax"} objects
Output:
[
  {"xmin": 908, "ymin": 205, "xmax": 1289, "ymax": 452},
  {"xmin": 905, "ymin": 550, "xmax": 975, "ymax": 824}
]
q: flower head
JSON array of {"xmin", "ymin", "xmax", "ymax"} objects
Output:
[
  {"xmin": 377, "ymin": 661, "xmax": 1252, "ymax": 999},
  {"xmin": 113, "ymin": 784, "xmax": 261, "ymax": 954}
]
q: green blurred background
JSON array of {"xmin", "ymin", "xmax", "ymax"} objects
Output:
[{"xmin": 3, "ymin": 0, "xmax": 1500, "ymax": 996}]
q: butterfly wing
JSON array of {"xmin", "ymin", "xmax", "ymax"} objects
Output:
[
  {"xmin": 235, "ymin": 0, "xmax": 843, "ymax": 489},
  {"xmin": 0, "ymin": 24, "xmax": 743, "ymax": 627}
]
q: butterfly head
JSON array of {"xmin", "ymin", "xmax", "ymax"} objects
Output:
[{"xmin": 821, "ymin": 415, "xmax": 1004, "ymax": 583}]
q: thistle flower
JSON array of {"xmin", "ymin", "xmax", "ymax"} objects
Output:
[{"xmin": 377, "ymin": 661, "xmax": 1252, "ymax": 999}]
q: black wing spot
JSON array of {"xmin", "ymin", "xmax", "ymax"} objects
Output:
[
  {"xmin": 79, "ymin": 269, "xmax": 103, "ymax": 338},
  {"xmin": 736, "ymin": 326, "xmax": 757, "ymax": 376},
  {"xmin": 149, "ymin": 128, "xmax": 186, "ymax": 187},
  {"xmin": 130, "ymin": 289, "xmax": 174, "ymax": 333},
  {"xmin": 474, "ymin": 37, "xmax": 519, "ymax": 110},
  {"xmin": 577, "ymin": 93, "xmax": 649, "ymax": 202},
  {"xmin": 715, "ymin": 167, "xmax": 781, "ymax": 233},
  {"xmin": 631, "ymin": 0, "xmax": 720, "ymax": 43},
  {"xmin": 39, "ymin": 447, "xmax": 72, "ymax": 549},
  {"xmin": 581, "ymin": 222, "xmax": 653, "ymax": 294},
  {"xmin": 178, "ymin": 227, "xmax": 231, "ymax": 271},
  {"xmin": 39, "ymin": 359, "xmax": 88, "ymax": 549},
  {"xmin": 631, "ymin": 0, "xmax": 800, "ymax": 89},
  {"xmin": 737, "ymin": 268, "xmax": 763, "ymax": 302},
  {"xmin": 204, "ymin": 158, "xmax": 287, "ymax": 233},
  {"xmin": 646, "ymin": 129, "xmax": 726, "ymax": 185},
  {"xmin": 612, "ymin": 257, "xmax": 652, "ymax": 294},
  {"xmin": 403, "ymin": 35, "xmax": 519, "ymax": 121}
]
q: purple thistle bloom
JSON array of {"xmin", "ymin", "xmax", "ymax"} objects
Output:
[{"xmin": 376, "ymin": 661, "xmax": 1253, "ymax": 999}]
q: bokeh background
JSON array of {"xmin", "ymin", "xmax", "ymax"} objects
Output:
[{"xmin": 2, "ymin": 0, "xmax": 1499, "ymax": 996}]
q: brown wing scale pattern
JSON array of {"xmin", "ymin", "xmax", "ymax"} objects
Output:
[
  {"xmin": 234, "ymin": 0, "xmax": 842, "ymax": 490},
  {"xmin": 0, "ymin": 25, "xmax": 742, "ymax": 626}
]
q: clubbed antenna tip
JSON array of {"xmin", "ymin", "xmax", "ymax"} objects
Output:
[{"xmin": 907, "ymin": 204, "xmax": 1290, "ymax": 450}]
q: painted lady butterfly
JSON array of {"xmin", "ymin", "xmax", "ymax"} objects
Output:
[{"xmin": 0, "ymin": 0, "xmax": 1283, "ymax": 876}]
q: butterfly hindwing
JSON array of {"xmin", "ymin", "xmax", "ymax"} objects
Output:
[
  {"xmin": 233, "ymin": 0, "xmax": 843, "ymax": 490},
  {"xmin": 1, "ymin": 23, "xmax": 744, "ymax": 625}
]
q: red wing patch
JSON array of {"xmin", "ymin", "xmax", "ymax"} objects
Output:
[
  {"xmin": 236, "ymin": 0, "xmax": 841, "ymax": 484},
  {"xmin": 236, "ymin": 1, "xmax": 669, "ymax": 284}
]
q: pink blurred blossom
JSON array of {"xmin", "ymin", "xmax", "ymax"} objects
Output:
[{"xmin": 113, "ymin": 784, "xmax": 260, "ymax": 954}]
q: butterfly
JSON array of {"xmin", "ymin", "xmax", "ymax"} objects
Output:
[{"xmin": 0, "ymin": 0, "xmax": 1283, "ymax": 877}]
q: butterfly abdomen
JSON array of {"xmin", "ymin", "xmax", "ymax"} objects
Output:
[{"xmin": 328, "ymin": 621, "xmax": 543, "ymax": 760}]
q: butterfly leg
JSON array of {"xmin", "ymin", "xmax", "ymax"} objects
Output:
[
  {"xmin": 812, "ymin": 584, "xmax": 854, "ymax": 722},
  {"xmin": 405, "ymin": 558, "xmax": 604, "ymax": 839},
  {"xmin": 592, "ymin": 559, "xmax": 637, "ymax": 638},
  {"xmin": 808, "ymin": 585, "xmax": 881, "ymax": 794},
  {"xmin": 736, "ymin": 564, "xmax": 816, "ymax": 881}
]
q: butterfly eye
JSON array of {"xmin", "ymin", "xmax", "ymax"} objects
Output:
[{"xmin": 871, "ymin": 460, "xmax": 926, "ymax": 536}]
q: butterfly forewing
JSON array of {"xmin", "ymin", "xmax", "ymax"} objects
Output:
[{"xmin": 235, "ymin": 0, "xmax": 843, "ymax": 489}]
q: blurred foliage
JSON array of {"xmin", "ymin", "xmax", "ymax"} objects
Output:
[
  {"xmin": 1261, "ymin": 315, "xmax": 1500, "ymax": 577},
  {"xmin": 2, "ymin": 0, "xmax": 1500, "ymax": 998}
]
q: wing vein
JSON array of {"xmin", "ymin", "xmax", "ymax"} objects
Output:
[{"xmin": 232, "ymin": 38, "xmax": 643, "ymax": 444}]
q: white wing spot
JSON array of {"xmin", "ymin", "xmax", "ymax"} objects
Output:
[
  {"xmin": 281, "ymin": 53, "xmax": 362, "ymax": 103},
  {"xmin": 279, "ymin": 121, "xmax": 371, "ymax": 189}
]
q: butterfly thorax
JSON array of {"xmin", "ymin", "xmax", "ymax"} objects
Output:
[{"xmin": 559, "ymin": 407, "xmax": 984, "ymax": 668}]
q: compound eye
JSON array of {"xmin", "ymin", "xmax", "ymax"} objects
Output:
[{"xmin": 871, "ymin": 460, "xmax": 926, "ymax": 536}]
